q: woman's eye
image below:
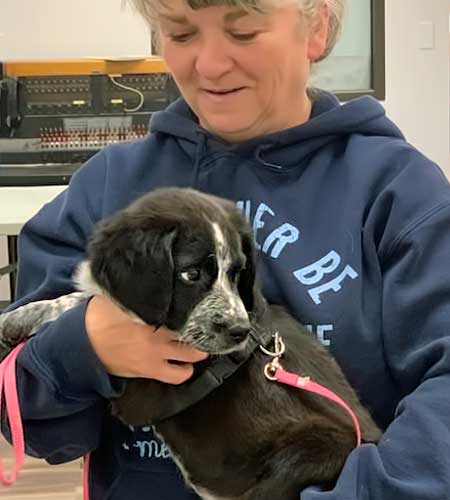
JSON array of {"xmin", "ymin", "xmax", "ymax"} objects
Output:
[
  {"xmin": 230, "ymin": 32, "xmax": 258, "ymax": 42},
  {"xmin": 169, "ymin": 32, "xmax": 195, "ymax": 43},
  {"xmin": 180, "ymin": 269, "xmax": 201, "ymax": 283}
]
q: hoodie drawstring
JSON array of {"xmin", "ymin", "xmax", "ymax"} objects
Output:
[{"xmin": 255, "ymin": 144, "xmax": 283, "ymax": 170}]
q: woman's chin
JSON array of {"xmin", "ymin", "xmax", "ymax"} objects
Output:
[{"xmin": 199, "ymin": 117, "xmax": 259, "ymax": 142}]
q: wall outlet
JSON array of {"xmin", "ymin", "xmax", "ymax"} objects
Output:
[{"xmin": 418, "ymin": 21, "xmax": 435, "ymax": 50}]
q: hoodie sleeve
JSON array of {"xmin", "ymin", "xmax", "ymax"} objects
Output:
[
  {"xmin": 302, "ymin": 162, "xmax": 450, "ymax": 499},
  {"xmin": 1, "ymin": 151, "xmax": 125, "ymax": 463}
]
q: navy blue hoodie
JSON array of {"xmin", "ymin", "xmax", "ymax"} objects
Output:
[{"xmin": 3, "ymin": 91, "xmax": 450, "ymax": 499}]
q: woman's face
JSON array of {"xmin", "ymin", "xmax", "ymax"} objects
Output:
[{"xmin": 158, "ymin": 0, "xmax": 329, "ymax": 142}]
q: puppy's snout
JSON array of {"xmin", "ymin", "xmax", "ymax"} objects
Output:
[
  {"xmin": 228, "ymin": 323, "xmax": 251, "ymax": 343},
  {"xmin": 211, "ymin": 318, "xmax": 251, "ymax": 343}
]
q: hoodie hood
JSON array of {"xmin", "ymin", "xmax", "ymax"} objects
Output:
[{"xmin": 149, "ymin": 90, "xmax": 404, "ymax": 169}]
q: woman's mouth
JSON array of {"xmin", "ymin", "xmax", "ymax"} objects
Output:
[{"xmin": 202, "ymin": 87, "xmax": 245, "ymax": 99}]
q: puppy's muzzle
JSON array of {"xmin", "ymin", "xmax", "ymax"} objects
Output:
[
  {"xmin": 211, "ymin": 318, "xmax": 252, "ymax": 344},
  {"xmin": 182, "ymin": 292, "xmax": 252, "ymax": 353}
]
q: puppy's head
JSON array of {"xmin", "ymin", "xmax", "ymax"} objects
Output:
[{"xmin": 75, "ymin": 188, "xmax": 262, "ymax": 354}]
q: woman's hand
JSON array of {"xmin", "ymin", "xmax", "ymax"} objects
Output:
[{"xmin": 85, "ymin": 295, "xmax": 208, "ymax": 384}]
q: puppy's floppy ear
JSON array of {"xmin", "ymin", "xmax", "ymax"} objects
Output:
[{"xmin": 88, "ymin": 223, "xmax": 177, "ymax": 326}]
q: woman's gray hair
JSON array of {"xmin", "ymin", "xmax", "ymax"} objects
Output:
[{"xmin": 129, "ymin": 0, "xmax": 345, "ymax": 61}]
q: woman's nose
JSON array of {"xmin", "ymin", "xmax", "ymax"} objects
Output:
[{"xmin": 194, "ymin": 39, "xmax": 234, "ymax": 79}]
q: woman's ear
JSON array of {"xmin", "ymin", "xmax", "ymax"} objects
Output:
[
  {"xmin": 307, "ymin": 3, "xmax": 330, "ymax": 62},
  {"xmin": 88, "ymin": 222, "xmax": 177, "ymax": 327}
]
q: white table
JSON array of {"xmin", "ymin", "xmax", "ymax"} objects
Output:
[
  {"xmin": 0, "ymin": 185, "xmax": 66, "ymax": 236},
  {"xmin": 0, "ymin": 185, "xmax": 66, "ymax": 300}
]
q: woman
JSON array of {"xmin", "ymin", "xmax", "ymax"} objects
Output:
[{"xmin": 3, "ymin": 0, "xmax": 450, "ymax": 498}]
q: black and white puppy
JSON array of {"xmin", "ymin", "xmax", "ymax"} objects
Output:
[{"xmin": 0, "ymin": 188, "xmax": 380, "ymax": 500}]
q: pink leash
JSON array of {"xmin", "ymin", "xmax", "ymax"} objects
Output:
[
  {"xmin": 0, "ymin": 342, "xmax": 91, "ymax": 498},
  {"xmin": 0, "ymin": 343, "xmax": 26, "ymax": 486},
  {"xmin": 261, "ymin": 332, "xmax": 361, "ymax": 447},
  {"xmin": 274, "ymin": 368, "xmax": 361, "ymax": 446}
]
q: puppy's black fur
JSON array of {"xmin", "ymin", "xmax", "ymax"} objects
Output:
[
  {"xmin": 0, "ymin": 188, "xmax": 381, "ymax": 500},
  {"xmin": 85, "ymin": 188, "xmax": 380, "ymax": 499}
]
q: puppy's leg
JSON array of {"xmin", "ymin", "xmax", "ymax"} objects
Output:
[
  {"xmin": 0, "ymin": 292, "xmax": 88, "ymax": 360},
  {"xmin": 235, "ymin": 418, "xmax": 356, "ymax": 500}
]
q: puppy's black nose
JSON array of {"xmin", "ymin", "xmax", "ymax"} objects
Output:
[{"xmin": 228, "ymin": 324, "xmax": 251, "ymax": 343}]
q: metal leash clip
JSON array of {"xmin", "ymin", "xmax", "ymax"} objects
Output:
[{"xmin": 259, "ymin": 331, "xmax": 286, "ymax": 381}]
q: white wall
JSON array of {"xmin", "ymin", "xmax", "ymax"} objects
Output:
[
  {"xmin": 0, "ymin": 0, "xmax": 151, "ymax": 59},
  {"xmin": 383, "ymin": 0, "xmax": 450, "ymax": 176}
]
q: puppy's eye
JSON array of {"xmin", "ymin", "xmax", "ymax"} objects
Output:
[
  {"xmin": 228, "ymin": 267, "xmax": 241, "ymax": 283},
  {"xmin": 180, "ymin": 268, "xmax": 201, "ymax": 283}
]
